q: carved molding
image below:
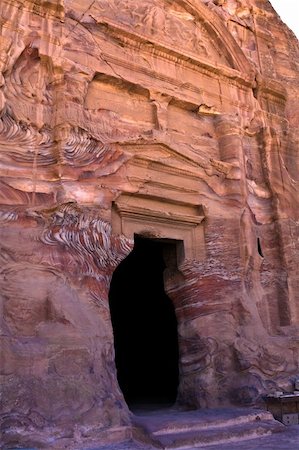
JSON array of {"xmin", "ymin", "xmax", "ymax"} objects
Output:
[
  {"xmin": 98, "ymin": 25, "xmax": 255, "ymax": 90},
  {"xmin": 99, "ymin": 18, "xmax": 254, "ymax": 86},
  {"xmin": 112, "ymin": 194, "xmax": 205, "ymax": 261},
  {"xmin": 90, "ymin": 0, "xmax": 253, "ymax": 74}
]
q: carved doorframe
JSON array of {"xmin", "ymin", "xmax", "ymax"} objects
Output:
[
  {"xmin": 112, "ymin": 194, "xmax": 205, "ymax": 261},
  {"xmin": 111, "ymin": 193, "xmax": 206, "ymax": 407}
]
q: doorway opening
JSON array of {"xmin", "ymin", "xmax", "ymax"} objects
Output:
[{"xmin": 109, "ymin": 235, "xmax": 179, "ymax": 409}]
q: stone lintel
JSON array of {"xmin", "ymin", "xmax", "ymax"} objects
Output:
[{"xmin": 112, "ymin": 195, "xmax": 205, "ymax": 261}]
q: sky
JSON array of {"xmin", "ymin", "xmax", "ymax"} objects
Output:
[{"xmin": 269, "ymin": 0, "xmax": 299, "ymax": 39}]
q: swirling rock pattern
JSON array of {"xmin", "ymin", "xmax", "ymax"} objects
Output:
[{"xmin": 0, "ymin": 0, "xmax": 299, "ymax": 448}]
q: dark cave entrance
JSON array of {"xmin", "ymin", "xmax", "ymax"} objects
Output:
[{"xmin": 109, "ymin": 235, "xmax": 179, "ymax": 409}]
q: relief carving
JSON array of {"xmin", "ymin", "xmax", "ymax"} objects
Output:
[
  {"xmin": 1, "ymin": 0, "xmax": 299, "ymax": 447},
  {"xmin": 87, "ymin": 0, "xmax": 227, "ymax": 64}
]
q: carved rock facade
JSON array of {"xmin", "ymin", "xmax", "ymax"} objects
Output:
[{"xmin": 0, "ymin": 0, "xmax": 299, "ymax": 447}]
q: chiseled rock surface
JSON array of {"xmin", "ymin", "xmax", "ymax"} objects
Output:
[{"xmin": 0, "ymin": 0, "xmax": 299, "ymax": 448}]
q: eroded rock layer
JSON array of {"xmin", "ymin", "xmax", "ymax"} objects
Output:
[{"xmin": 0, "ymin": 0, "xmax": 299, "ymax": 447}]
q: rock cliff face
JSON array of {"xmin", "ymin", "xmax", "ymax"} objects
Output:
[{"xmin": 0, "ymin": 0, "xmax": 299, "ymax": 447}]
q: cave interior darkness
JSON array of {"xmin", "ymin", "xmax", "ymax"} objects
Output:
[{"xmin": 109, "ymin": 235, "xmax": 179, "ymax": 409}]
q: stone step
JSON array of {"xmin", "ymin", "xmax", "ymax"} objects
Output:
[
  {"xmin": 132, "ymin": 408, "xmax": 285, "ymax": 450},
  {"xmin": 151, "ymin": 410, "xmax": 274, "ymax": 436},
  {"xmin": 153, "ymin": 419, "xmax": 284, "ymax": 449}
]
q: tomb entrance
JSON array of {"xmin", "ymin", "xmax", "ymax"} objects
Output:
[{"xmin": 109, "ymin": 235, "xmax": 179, "ymax": 408}]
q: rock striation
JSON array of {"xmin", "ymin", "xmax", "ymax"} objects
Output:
[{"xmin": 0, "ymin": 0, "xmax": 299, "ymax": 447}]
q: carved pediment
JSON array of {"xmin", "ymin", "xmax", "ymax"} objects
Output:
[
  {"xmin": 95, "ymin": 0, "xmax": 227, "ymax": 64},
  {"xmin": 74, "ymin": 0, "xmax": 252, "ymax": 73},
  {"xmin": 122, "ymin": 140, "xmax": 232, "ymax": 205},
  {"xmin": 123, "ymin": 141, "xmax": 206, "ymax": 180}
]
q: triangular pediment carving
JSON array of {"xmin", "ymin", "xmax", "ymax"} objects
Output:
[
  {"xmin": 124, "ymin": 141, "xmax": 205, "ymax": 180},
  {"xmin": 121, "ymin": 138, "xmax": 235, "ymax": 207},
  {"xmin": 82, "ymin": 0, "xmax": 252, "ymax": 73}
]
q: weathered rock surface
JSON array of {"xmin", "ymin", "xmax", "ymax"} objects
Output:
[
  {"xmin": 0, "ymin": 0, "xmax": 299, "ymax": 448},
  {"xmin": 132, "ymin": 407, "xmax": 285, "ymax": 449}
]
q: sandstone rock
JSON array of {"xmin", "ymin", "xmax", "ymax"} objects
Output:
[{"xmin": 0, "ymin": 0, "xmax": 298, "ymax": 447}]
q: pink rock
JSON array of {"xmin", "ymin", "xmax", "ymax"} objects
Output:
[{"xmin": 0, "ymin": 0, "xmax": 298, "ymax": 448}]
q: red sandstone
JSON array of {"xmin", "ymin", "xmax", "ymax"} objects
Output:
[{"xmin": 0, "ymin": 0, "xmax": 299, "ymax": 448}]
